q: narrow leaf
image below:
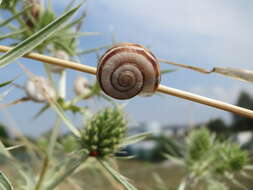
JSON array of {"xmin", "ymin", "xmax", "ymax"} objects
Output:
[
  {"xmin": 213, "ymin": 67, "xmax": 253, "ymax": 83},
  {"xmin": 0, "ymin": 139, "xmax": 12, "ymax": 159},
  {"xmin": 0, "ymin": 75, "xmax": 19, "ymax": 88},
  {"xmin": 164, "ymin": 154, "xmax": 184, "ymax": 166},
  {"xmin": 159, "ymin": 59, "xmax": 253, "ymax": 84},
  {"xmin": 46, "ymin": 155, "xmax": 88, "ymax": 190},
  {"xmin": 0, "ymin": 80, "xmax": 13, "ymax": 88},
  {"xmin": 61, "ymin": 11, "xmax": 86, "ymax": 31},
  {"xmin": 33, "ymin": 104, "xmax": 50, "ymax": 119},
  {"xmin": 120, "ymin": 132, "xmax": 151, "ymax": 147},
  {"xmin": 0, "ymin": 172, "xmax": 13, "ymax": 190},
  {"xmin": 98, "ymin": 159, "xmax": 138, "ymax": 190},
  {"xmin": 0, "ymin": 4, "xmax": 81, "ymax": 68},
  {"xmin": 161, "ymin": 69, "xmax": 177, "ymax": 75},
  {"xmin": 0, "ymin": 29, "xmax": 26, "ymax": 41},
  {"xmin": 49, "ymin": 100, "xmax": 80, "ymax": 137}
]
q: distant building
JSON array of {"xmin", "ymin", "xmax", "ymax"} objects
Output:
[{"xmin": 128, "ymin": 122, "xmax": 189, "ymax": 138}]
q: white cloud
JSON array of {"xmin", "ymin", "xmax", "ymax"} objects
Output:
[{"xmin": 87, "ymin": 0, "xmax": 253, "ymax": 68}]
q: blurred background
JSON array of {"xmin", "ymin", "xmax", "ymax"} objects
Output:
[{"xmin": 1, "ymin": 1, "xmax": 253, "ymax": 189}]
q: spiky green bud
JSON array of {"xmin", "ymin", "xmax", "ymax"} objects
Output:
[
  {"xmin": 0, "ymin": 0, "xmax": 19, "ymax": 10},
  {"xmin": 186, "ymin": 128, "xmax": 212, "ymax": 162},
  {"xmin": 214, "ymin": 143, "xmax": 248, "ymax": 174},
  {"xmin": 80, "ymin": 107, "xmax": 127, "ymax": 158}
]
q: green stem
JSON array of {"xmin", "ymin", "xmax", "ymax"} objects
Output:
[
  {"xmin": 46, "ymin": 154, "xmax": 88, "ymax": 190},
  {"xmin": 58, "ymin": 70, "xmax": 66, "ymax": 99},
  {"xmin": 34, "ymin": 156, "xmax": 49, "ymax": 190},
  {"xmin": 48, "ymin": 117, "xmax": 61, "ymax": 157}
]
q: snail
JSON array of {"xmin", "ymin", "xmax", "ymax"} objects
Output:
[{"xmin": 97, "ymin": 43, "xmax": 161, "ymax": 99}]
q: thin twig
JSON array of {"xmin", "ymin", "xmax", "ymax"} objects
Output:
[
  {"xmin": 0, "ymin": 97, "xmax": 30, "ymax": 108},
  {"xmin": 34, "ymin": 155, "xmax": 49, "ymax": 190},
  {"xmin": 158, "ymin": 59, "xmax": 212, "ymax": 74}
]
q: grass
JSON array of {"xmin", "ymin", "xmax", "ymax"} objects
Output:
[{"xmin": 1, "ymin": 159, "xmax": 252, "ymax": 190}]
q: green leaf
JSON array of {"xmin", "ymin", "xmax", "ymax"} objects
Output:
[
  {"xmin": 0, "ymin": 140, "xmax": 12, "ymax": 159},
  {"xmin": 120, "ymin": 132, "xmax": 151, "ymax": 147},
  {"xmin": 161, "ymin": 69, "xmax": 178, "ymax": 75},
  {"xmin": 0, "ymin": 172, "xmax": 13, "ymax": 190},
  {"xmin": 33, "ymin": 104, "xmax": 50, "ymax": 119},
  {"xmin": 49, "ymin": 99, "xmax": 80, "ymax": 137},
  {"xmin": 0, "ymin": 0, "xmax": 2, "ymax": 6},
  {"xmin": 164, "ymin": 154, "xmax": 184, "ymax": 166},
  {"xmin": 61, "ymin": 11, "xmax": 86, "ymax": 31},
  {"xmin": 0, "ymin": 80, "xmax": 13, "ymax": 88},
  {"xmin": 0, "ymin": 75, "xmax": 19, "ymax": 88},
  {"xmin": 98, "ymin": 159, "xmax": 138, "ymax": 190},
  {"xmin": 46, "ymin": 154, "xmax": 88, "ymax": 190},
  {"xmin": 0, "ymin": 4, "xmax": 82, "ymax": 68},
  {"xmin": 0, "ymin": 29, "xmax": 26, "ymax": 41},
  {"xmin": 64, "ymin": 0, "xmax": 76, "ymax": 12}
]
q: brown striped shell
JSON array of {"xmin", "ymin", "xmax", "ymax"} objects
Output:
[{"xmin": 97, "ymin": 43, "xmax": 161, "ymax": 99}]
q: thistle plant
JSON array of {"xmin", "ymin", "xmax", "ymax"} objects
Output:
[
  {"xmin": 166, "ymin": 128, "xmax": 253, "ymax": 190},
  {"xmin": 80, "ymin": 107, "xmax": 127, "ymax": 158}
]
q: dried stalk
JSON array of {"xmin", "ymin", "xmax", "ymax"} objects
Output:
[{"xmin": 1, "ymin": 45, "xmax": 253, "ymax": 119}]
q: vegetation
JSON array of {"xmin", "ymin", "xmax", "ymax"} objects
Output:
[{"xmin": 0, "ymin": 0, "xmax": 252, "ymax": 190}]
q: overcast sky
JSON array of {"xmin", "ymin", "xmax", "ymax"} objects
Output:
[{"xmin": 1, "ymin": 0, "xmax": 253, "ymax": 136}]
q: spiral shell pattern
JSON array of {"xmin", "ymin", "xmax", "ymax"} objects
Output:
[{"xmin": 97, "ymin": 43, "xmax": 160, "ymax": 99}]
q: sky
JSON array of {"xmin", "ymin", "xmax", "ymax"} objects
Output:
[{"xmin": 1, "ymin": 0, "xmax": 253, "ymax": 136}]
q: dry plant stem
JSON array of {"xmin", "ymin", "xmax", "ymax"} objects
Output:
[
  {"xmin": 0, "ymin": 45, "xmax": 97, "ymax": 75},
  {"xmin": 158, "ymin": 59, "xmax": 212, "ymax": 74},
  {"xmin": 1, "ymin": 45, "xmax": 253, "ymax": 119},
  {"xmin": 157, "ymin": 85, "xmax": 253, "ymax": 119}
]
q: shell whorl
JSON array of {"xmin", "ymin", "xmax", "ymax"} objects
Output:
[{"xmin": 97, "ymin": 43, "xmax": 161, "ymax": 99}]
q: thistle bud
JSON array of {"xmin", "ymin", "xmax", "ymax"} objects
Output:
[
  {"xmin": 25, "ymin": 76, "xmax": 56, "ymax": 102},
  {"xmin": 24, "ymin": 0, "xmax": 41, "ymax": 28},
  {"xmin": 1, "ymin": 0, "xmax": 19, "ymax": 10},
  {"xmin": 28, "ymin": 0, "xmax": 40, "ymax": 18},
  {"xmin": 80, "ymin": 107, "xmax": 127, "ymax": 158},
  {"xmin": 49, "ymin": 50, "xmax": 70, "ymax": 73},
  {"xmin": 73, "ymin": 76, "xmax": 91, "ymax": 97}
]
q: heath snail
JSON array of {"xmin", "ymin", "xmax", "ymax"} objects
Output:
[{"xmin": 97, "ymin": 43, "xmax": 161, "ymax": 99}]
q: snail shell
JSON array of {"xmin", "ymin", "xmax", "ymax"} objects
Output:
[{"xmin": 97, "ymin": 43, "xmax": 160, "ymax": 99}]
